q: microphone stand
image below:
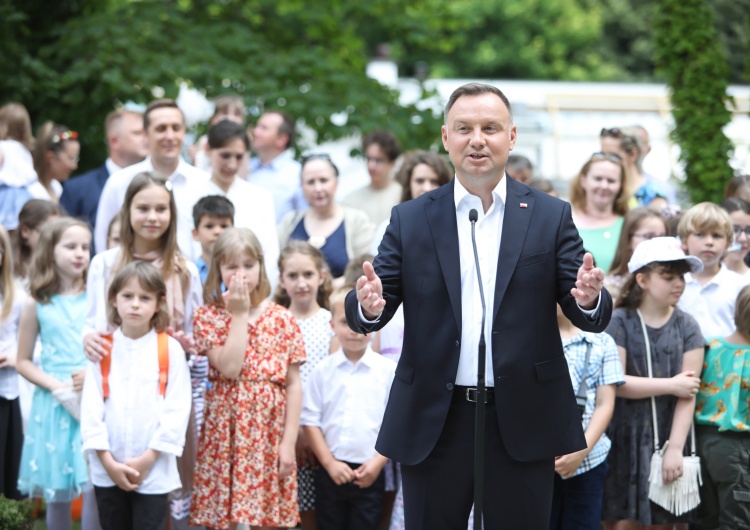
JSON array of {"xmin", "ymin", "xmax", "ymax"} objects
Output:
[{"xmin": 469, "ymin": 209, "xmax": 486, "ymax": 530}]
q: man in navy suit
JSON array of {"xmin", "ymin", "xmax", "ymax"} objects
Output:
[
  {"xmin": 346, "ymin": 83, "xmax": 613, "ymax": 529},
  {"xmin": 60, "ymin": 109, "xmax": 146, "ymax": 249}
]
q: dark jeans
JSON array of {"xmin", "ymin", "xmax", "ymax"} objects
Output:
[
  {"xmin": 94, "ymin": 486, "xmax": 168, "ymax": 530},
  {"xmin": 549, "ymin": 460, "xmax": 608, "ymax": 529},
  {"xmin": 695, "ymin": 426, "xmax": 750, "ymax": 530},
  {"xmin": 315, "ymin": 462, "xmax": 385, "ymax": 530}
]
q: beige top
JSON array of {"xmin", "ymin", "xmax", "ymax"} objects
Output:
[{"xmin": 341, "ymin": 179, "xmax": 402, "ymax": 225}]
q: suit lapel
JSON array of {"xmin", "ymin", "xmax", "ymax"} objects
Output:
[
  {"xmin": 493, "ymin": 177, "xmax": 533, "ymax": 325},
  {"xmin": 426, "ymin": 181, "xmax": 462, "ymax": 336}
]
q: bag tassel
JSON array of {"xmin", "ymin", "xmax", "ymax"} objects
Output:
[{"xmin": 648, "ymin": 441, "xmax": 702, "ymax": 516}]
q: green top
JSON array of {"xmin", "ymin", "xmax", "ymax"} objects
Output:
[
  {"xmin": 695, "ymin": 337, "xmax": 750, "ymax": 432},
  {"xmin": 576, "ymin": 216, "xmax": 624, "ymax": 274}
]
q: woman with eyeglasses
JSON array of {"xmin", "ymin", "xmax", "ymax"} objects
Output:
[
  {"xmin": 600, "ymin": 127, "xmax": 670, "ymax": 210},
  {"xmin": 278, "ymin": 155, "xmax": 374, "ymax": 287},
  {"xmin": 31, "ymin": 122, "xmax": 80, "ymax": 203},
  {"xmin": 720, "ymin": 197, "xmax": 750, "ymax": 278},
  {"xmin": 569, "ymin": 152, "xmax": 629, "ymax": 274},
  {"xmin": 605, "ymin": 208, "xmax": 668, "ymax": 301}
]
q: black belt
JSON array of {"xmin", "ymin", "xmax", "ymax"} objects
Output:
[{"xmin": 455, "ymin": 386, "xmax": 495, "ymax": 403}]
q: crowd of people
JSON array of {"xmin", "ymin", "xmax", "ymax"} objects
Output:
[{"xmin": 0, "ymin": 89, "xmax": 747, "ymax": 530}]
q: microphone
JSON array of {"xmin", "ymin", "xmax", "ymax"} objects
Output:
[{"xmin": 469, "ymin": 208, "xmax": 487, "ymax": 530}]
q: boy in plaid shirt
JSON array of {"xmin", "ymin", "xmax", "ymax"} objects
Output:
[{"xmin": 550, "ymin": 304, "xmax": 625, "ymax": 529}]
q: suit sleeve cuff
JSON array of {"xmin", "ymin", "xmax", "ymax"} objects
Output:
[
  {"xmin": 577, "ymin": 295, "xmax": 601, "ymax": 318},
  {"xmin": 358, "ymin": 303, "xmax": 381, "ymax": 324}
]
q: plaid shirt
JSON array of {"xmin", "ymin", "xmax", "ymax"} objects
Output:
[{"xmin": 562, "ymin": 331, "xmax": 625, "ymax": 477}]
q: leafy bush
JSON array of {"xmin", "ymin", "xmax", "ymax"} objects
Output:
[{"xmin": 0, "ymin": 495, "xmax": 33, "ymax": 530}]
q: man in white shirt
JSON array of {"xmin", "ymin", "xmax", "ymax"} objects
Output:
[
  {"xmin": 94, "ymin": 100, "xmax": 209, "ymax": 259},
  {"xmin": 61, "ymin": 109, "xmax": 148, "ymax": 248},
  {"xmin": 346, "ymin": 83, "xmax": 610, "ymax": 529},
  {"xmin": 248, "ymin": 111, "xmax": 306, "ymax": 222}
]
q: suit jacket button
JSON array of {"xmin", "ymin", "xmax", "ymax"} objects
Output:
[
  {"xmin": 446, "ymin": 382, "xmax": 454, "ymax": 391},
  {"xmin": 455, "ymin": 340, "xmax": 460, "ymax": 348}
]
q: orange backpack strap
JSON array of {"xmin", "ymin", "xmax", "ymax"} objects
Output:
[
  {"xmin": 157, "ymin": 332, "xmax": 169, "ymax": 397},
  {"xmin": 100, "ymin": 347, "xmax": 112, "ymax": 400}
]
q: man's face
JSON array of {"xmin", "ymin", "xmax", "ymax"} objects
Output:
[
  {"xmin": 252, "ymin": 112, "xmax": 284, "ymax": 152},
  {"xmin": 441, "ymin": 93, "xmax": 516, "ymax": 186},
  {"xmin": 146, "ymin": 107, "xmax": 185, "ymax": 163},
  {"xmin": 365, "ymin": 143, "xmax": 395, "ymax": 186},
  {"xmin": 113, "ymin": 113, "xmax": 148, "ymax": 165}
]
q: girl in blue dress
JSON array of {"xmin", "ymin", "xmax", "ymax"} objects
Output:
[{"xmin": 16, "ymin": 217, "xmax": 98, "ymax": 530}]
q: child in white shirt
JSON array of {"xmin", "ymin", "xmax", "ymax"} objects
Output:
[
  {"xmin": 81, "ymin": 261, "xmax": 191, "ymax": 530},
  {"xmin": 301, "ymin": 289, "xmax": 396, "ymax": 530}
]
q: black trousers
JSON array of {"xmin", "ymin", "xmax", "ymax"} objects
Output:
[
  {"xmin": 0, "ymin": 397, "xmax": 23, "ymax": 500},
  {"xmin": 94, "ymin": 486, "xmax": 168, "ymax": 530},
  {"xmin": 401, "ymin": 389, "xmax": 555, "ymax": 530},
  {"xmin": 315, "ymin": 462, "xmax": 385, "ymax": 530}
]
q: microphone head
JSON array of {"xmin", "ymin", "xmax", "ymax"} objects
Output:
[{"xmin": 469, "ymin": 209, "xmax": 478, "ymax": 223}]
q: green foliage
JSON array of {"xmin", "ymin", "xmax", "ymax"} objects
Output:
[
  {"xmin": 653, "ymin": 0, "xmax": 735, "ymax": 204},
  {"xmin": 388, "ymin": 0, "xmax": 624, "ymax": 80},
  {"xmin": 0, "ymin": 496, "xmax": 33, "ymax": 530},
  {"xmin": 0, "ymin": 0, "xmax": 446, "ymax": 173}
]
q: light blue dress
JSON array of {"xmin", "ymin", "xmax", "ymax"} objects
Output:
[{"xmin": 18, "ymin": 293, "xmax": 90, "ymax": 502}]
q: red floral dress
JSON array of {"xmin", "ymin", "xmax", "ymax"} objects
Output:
[{"xmin": 189, "ymin": 302, "xmax": 306, "ymax": 529}]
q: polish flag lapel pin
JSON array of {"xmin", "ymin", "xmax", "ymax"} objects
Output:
[{"xmin": 520, "ymin": 202, "xmax": 528, "ymax": 208}]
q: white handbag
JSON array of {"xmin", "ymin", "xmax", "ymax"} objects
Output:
[{"xmin": 637, "ymin": 310, "xmax": 702, "ymax": 516}]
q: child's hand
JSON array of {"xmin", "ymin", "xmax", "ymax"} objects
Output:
[
  {"xmin": 167, "ymin": 328, "xmax": 195, "ymax": 358},
  {"xmin": 325, "ymin": 460, "xmax": 355, "ymax": 486},
  {"xmin": 670, "ymin": 370, "xmax": 700, "ymax": 398},
  {"xmin": 352, "ymin": 456, "xmax": 386, "ymax": 488},
  {"xmin": 71, "ymin": 369, "xmax": 86, "ymax": 392},
  {"xmin": 83, "ymin": 331, "xmax": 111, "ymax": 362},
  {"xmin": 295, "ymin": 431, "xmax": 318, "ymax": 468},
  {"xmin": 661, "ymin": 444, "xmax": 684, "ymax": 483},
  {"xmin": 125, "ymin": 449, "xmax": 159, "ymax": 485},
  {"xmin": 554, "ymin": 448, "xmax": 588, "ymax": 479},
  {"xmin": 0, "ymin": 352, "xmax": 8, "ymax": 369},
  {"xmin": 103, "ymin": 460, "xmax": 140, "ymax": 491},
  {"xmin": 223, "ymin": 272, "xmax": 250, "ymax": 315},
  {"xmin": 279, "ymin": 441, "xmax": 296, "ymax": 480}
]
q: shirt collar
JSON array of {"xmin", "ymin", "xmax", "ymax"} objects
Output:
[
  {"xmin": 105, "ymin": 158, "xmax": 122, "ymax": 175},
  {"xmin": 143, "ymin": 156, "xmax": 191, "ymax": 182},
  {"xmin": 453, "ymin": 174, "xmax": 507, "ymax": 212},
  {"xmin": 332, "ymin": 346, "xmax": 376, "ymax": 368},
  {"xmin": 561, "ymin": 330, "xmax": 592, "ymax": 348},
  {"xmin": 250, "ymin": 150, "xmax": 293, "ymax": 171}
]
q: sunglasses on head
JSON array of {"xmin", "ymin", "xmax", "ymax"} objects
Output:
[{"xmin": 590, "ymin": 151, "xmax": 622, "ymax": 163}]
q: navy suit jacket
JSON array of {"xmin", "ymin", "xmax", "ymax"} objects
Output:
[
  {"xmin": 60, "ymin": 164, "xmax": 109, "ymax": 239},
  {"xmin": 345, "ymin": 177, "xmax": 613, "ymax": 465}
]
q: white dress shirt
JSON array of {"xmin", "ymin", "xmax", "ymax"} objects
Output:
[
  {"xmin": 678, "ymin": 264, "xmax": 750, "ymax": 338},
  {"xmin": 80, "ymin": 329, "xmax": 192, "ymax": 494},
  {"xmin": 453, "ymin": 176, "xmax": 505, "ymax": 386},
  {"xmin": 93, "ymin": 157, "xmax": 210, "ymax": 259},
  {"xmin": 301, "ymin": 347, "xmax": 396, "ymax": 464},
  {"xmin": 195, "ymin": 178, "xmax": 280, "ymax": 290},
  {"xmin": 83, "ymin": 247, "xmax": 203, "ymax": 336},
  {"xmin": 248, "ymin": 152, "xmax": 307, "ymax": 223}
]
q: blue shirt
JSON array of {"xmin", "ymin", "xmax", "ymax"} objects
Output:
[
  {"xmin": 195, "ymin": 256, "xmax": 208, "ymax": 285},
  {"xmin": 248, "ymin": 152, "xmax": 307, "ymax": 222},
  {"xmin": 561, "ymin": 330, "xmax": 625, "ymax": 477}
]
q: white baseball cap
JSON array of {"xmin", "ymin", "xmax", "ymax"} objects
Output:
[{"xmin": 627, "ymin": 236, "xmax": 703, "ymax": 274}]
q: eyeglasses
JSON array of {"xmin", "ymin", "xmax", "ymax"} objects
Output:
[
  {"xmin": 366, "ymin": 156, "xmax": 388, "ymax": 165},
  {"xmin": 733, "ymin": 225, "xmax": 750, "ymax": 237},
  {"xmin": 631, "ymin": 232, "xmax": 663, "ymax": 241},
  {"xmin": 590, "ymin": 151, "xmax": 622, "ymax": 163},
  {"xmin": 56, "ymin": 152, "xmax": 80, "ymax": 164},
  {"xmin": 301, "ymin": 153, "xmax": 332, "ymax": 165}
]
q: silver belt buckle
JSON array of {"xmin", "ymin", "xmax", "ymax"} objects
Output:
[{"xmin": 466, "ymin": 387, "xmax": 477, "ymax": 402}]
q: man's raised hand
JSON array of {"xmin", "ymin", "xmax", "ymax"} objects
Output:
[
  {"xmin": 356, "ymin": 261, "xmax": 385, "ymax": 320},
  {"xmin": 571, "ymin": 252, "xmax": 604, "ymax": 310}
]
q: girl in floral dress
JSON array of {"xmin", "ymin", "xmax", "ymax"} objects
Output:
[{"xmin": 191, "ymin": 228, "xmax": 305, "ymax": 530}]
